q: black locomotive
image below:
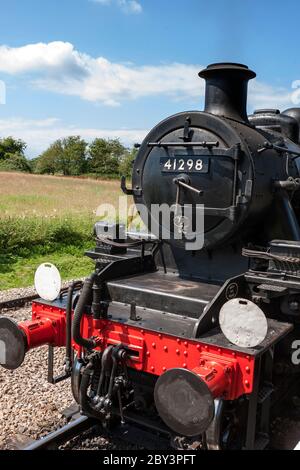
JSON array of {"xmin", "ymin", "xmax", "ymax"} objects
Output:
[{"xmin": 2, "ymin": 62, "xmax": 300, "ymax": 450}]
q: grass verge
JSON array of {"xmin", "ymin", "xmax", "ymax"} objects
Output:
[
  {"xmin": 0, "ymin": 173, "xmax": 135, "ymax": 290},
  {"xmin": 0, "ymin": 246, "xmax": 95, "ymax": 290},
  {"xmin": 0, "ymin": 215, "xmax": 96, "ymax": 290}
]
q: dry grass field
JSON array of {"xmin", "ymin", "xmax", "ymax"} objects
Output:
[
  {"xmin": 0, "ymin": 172, "xmax": 123, "ymax": 217},
  {"xmin": 0, "ymin": 172, "xmax": 127, "ymax": 290}
]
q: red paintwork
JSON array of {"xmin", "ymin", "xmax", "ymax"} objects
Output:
[{"xmin": 24, "ymin": 301, "xmax": 256, "ymax": 401}]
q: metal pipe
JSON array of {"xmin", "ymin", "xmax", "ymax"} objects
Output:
[
  {"xmin": 72, "ymin": 273, "xmax": 97, "ymax": 350},
  {"xmin": 148, "ymin": 141, "xmax": 219, "ymax": 148},
  {"xmin": 65, "ymin": 283, "xmax": 75, "ymax": 372}
]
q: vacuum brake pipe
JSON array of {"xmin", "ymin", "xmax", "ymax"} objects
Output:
[{"xmin": 71, "ymin": 273, "xmax": 98, "ymax": 350}]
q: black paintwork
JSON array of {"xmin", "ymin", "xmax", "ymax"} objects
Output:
[
  {"xmin": 20, "ymin": 63, "xmax": 300, "ymax": 449},
  {"xmin": 131, "ymin": 63, "xmax": 300, "ymax": 283}
]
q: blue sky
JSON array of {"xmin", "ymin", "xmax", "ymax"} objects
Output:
[{"xmin": 0, "ymin": 0, "xmax": 300, "ymax": 157}]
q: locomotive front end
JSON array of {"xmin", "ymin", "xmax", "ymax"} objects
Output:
[{"xmin": 1, "ymin": 62, "xmax": 300, "ymax": 450}]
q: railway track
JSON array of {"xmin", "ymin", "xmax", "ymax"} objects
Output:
[
  {"xmin": 0, "ymin": 280, "xmax": 83, "ymax": 311},
  {"xmin": 1, "ymin": 286, "xmax": 300, "ymax": 451},
  {"xmin": 20, "ymin": 402, "xmax": 171, "ymax": 451},
  {"xmin": 0, "ymin": 293, "xmax": 38, "ymax": 311},
  {"xmin": 22, "ymin": 415, "xmax": 95, "ymax": 450},
  {"xmin": 20, "ymin": 416, "xmax": 170, "ymax": 450}
]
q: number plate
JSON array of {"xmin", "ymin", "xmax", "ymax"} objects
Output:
[{"xmin": 160, "ymin": 156, "xmax": 210, "ymax": 173}]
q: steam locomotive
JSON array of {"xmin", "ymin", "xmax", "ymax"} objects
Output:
[{"xmin": 2, "ymin": 62, "xmax": 300, "ymax": 450}]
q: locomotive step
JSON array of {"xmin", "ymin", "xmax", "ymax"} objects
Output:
[
  {"xmin": 257, "ymin": 284, "xmax": 287, "ymax": 292},
  {"xmin": 253, "ymin": 433, "xmax": 270, "ymax": 450},
  {"xmin": 107, "ymin": 271, "xmax": 220, "ymax": 319},
  {"xmin": 258, "ymin": 383, "xmax": 274, "ymax": 404}
]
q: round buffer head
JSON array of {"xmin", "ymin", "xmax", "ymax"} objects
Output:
[
  {"xmin": 0, "ymin": 317, "xmax": 27, "ymax": 370},
  {"xmin": 154, "ymin": 368, "xmax": 215, "ymax": 437},
  {"xmin": 219, "ymin": 298, "xmax": 268, "ymax": 348}
]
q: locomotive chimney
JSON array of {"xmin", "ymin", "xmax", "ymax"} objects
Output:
[{"xmin": 199, "ymin": 62, "xmax": 256, "ymax": 123}]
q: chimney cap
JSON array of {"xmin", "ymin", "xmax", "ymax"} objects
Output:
[{"xmin": 199, "ymin": 62, "xmax": 256, "ymax": 80}]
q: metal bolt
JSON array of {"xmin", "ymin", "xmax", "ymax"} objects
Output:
[{"xmin": 289, "ymin": 301, "xmax": 299, "ymax": 312}]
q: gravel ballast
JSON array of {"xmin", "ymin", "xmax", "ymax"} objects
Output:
[
  {"xmin": 0, "ymin": 286, "xmax": 37, "ymax": 305},
  {"xmin": 1, "ymin": 293, "xmax": 300, "ymax": 450},
  {"xmin": 0, "ymin": 306, "xmax": 73, "ymax": 450}
]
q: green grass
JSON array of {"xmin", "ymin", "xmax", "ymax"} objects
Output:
[
  {"xmin": 0, "ymin": 246, "xmax": 95, "ymax": 290},
  {"xmin": 0, "ymin": 215, "xmax": 95, "ymax": 256},
  {"xmin": 0, "ymin": 172, "xmax": 127, "ymax": 290},
  {"xmin": 0, "ymin": 215, "xmax": 96, "ymax": 290}
]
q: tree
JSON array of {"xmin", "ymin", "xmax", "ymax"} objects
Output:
[
  {"xmin": 0, "ymin": 153, "xmax": 31, "ymax": 172},
  {"xmin": 88, "ymin": 138, "xmax": 126, "ymax": 177},
  {"xmin": 0, "ymin": 137, "xmax": 27, "ymax": 160},
  {"xmin": 59, "ymin": 136, "xmax": 88, "ymax": 176},
  {"xmin": 34, "ymin": 141, "xmax": 62, "ymax": 174},
  {"xmin": 119, "ymin": 147, "xmax": 138, "ymax": 178},
  {"xmin": 35, "ymin": 136, "xmax": 88, "ymax": 176},
  {"xmin": 0, "ymin": 137, "xmax": 31, "ymax": 172}
]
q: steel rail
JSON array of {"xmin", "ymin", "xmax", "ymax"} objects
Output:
[
  {"xmin": 0, "ymin": 280, "xmax": 83, "ymax": 311},
  {"xmin": 23, "ymin": 416, "xmax": 95, "ymax": 450},
  {"xmin": 0, "ymin": 294, "xmax": 39, "ymax": 311}
]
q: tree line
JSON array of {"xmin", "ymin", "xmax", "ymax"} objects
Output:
[{"xmin": 0, "ymin": 136, "xmax": 137, "ymax": 178}]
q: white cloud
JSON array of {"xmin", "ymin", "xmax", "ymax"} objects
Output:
[
  {"xmin": 0, "ymin": 41, "xmax": 202, "ymax": 106},
  {"xmin": 0, "ymin": 41, "xmax": 297, "ymax": 162},
  {"xmin": 119, "ymin": 0, "xmax": 142, "ymax": 14},
  {"xmin": 249, "ymin": 80, "xmax": 293, "ymax": 111},
  {"xmin": 91, "ymin": 0, "xmax": 142, "ymax": 14},
  {"xmin": 0, "ymin": 42, "xmax": 87, "ymax": 77},
  {"xmin": 0, "ymin": 41, "xmax": 296, "ymax": 110},
  {"xmin": 291, "ymin": 80, "xmax": 300, "ymax": 105},
  {"xmin": 0, "ymin": 117, "xmax": 148, "ymax": 157}
]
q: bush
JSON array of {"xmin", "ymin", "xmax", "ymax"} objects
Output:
[
  {"xmin": 0, "ymin": 153, "xmax": 31, "ymax": 173},
  {"xmin": 0, "ymin": 215, "xmax": 95, "ymax": 257}
]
